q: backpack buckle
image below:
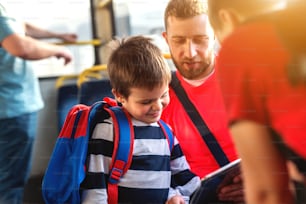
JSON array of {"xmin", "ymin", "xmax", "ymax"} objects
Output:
[{"xmin": 109, "ymin": 160, "xmax": 126, "ymax": 184}]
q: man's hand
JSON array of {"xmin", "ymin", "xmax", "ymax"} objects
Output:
[
  {"xmin": 58, "ymin": 33, "xmax": 77, "ymax": 43},
  {"xmin": 217, "ymin": 174, "xmax": 245, "ymax": 203},
  {"xmin": 55, "ymin": 48, "xmax": 73, "ymax": 65}
]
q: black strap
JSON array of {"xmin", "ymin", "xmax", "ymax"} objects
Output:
[{"xmin": 170, "ymin": 72, "xmax": 229, "ymax": 167}]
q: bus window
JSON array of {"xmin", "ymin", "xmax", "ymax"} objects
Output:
[
  {"xmin": 2, "ymin": 0, "xmax": 94, "ymax": 78},
  {"xmin": 2, "ymin": 0, "xmax": 173, "ymax": 78},
  {"xmin": 111, "ymin": 0, "xmax": 173, "ymax": 68},
  {"xmin": 113, "ymin": 0, "xmax": 169, "ymax": 52}
]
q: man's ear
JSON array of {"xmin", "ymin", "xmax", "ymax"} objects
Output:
[{"xmin": 162, "ymin": 31, "xmax": 169, "ymax": 44}]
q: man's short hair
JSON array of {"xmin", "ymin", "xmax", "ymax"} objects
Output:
[{"xmin": 164, "ymin": 0, "xmax": 207, "ymax": 30}]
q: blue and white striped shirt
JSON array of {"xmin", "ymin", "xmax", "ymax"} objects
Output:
[{"xmin": 81, "ymin": 117, "xmax": 200, "ymax": 204}]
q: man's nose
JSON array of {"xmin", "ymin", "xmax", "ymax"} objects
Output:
[{"xmin": 184, "ymin": 40, "xmax": 197, "ymax": 58}]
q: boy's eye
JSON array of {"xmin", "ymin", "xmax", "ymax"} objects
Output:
[
  {"xmin": 140, "ymin": 100, "xmax": 152, "ymax": 105},
  {"xmin": 161, "ymin": 92, "xmax": 169, "ymax": 99}
]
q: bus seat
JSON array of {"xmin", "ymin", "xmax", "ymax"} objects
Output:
[
  {"xmin": 77, "ymin": 64, "xmax": 113, "ymax": 105},
  {"xmin": 56, "ymin": 75, "xmax": 79, "ymax": 131},
  {"xmin": 78, "ymin": 78, "xmax": 114, "ymax": 106},
  {"xmin": 77, "ymin": 64, "xmax": 108, "ymax": 87}
]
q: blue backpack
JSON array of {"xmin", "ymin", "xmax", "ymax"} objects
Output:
[{"xmin": 42, "ymin": 98, "xmax": 174, "ymax": 204}]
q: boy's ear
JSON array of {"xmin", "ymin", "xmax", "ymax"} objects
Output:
[
  {"xmin": 112, "ymin": 89, "xmax": 119, "ymax": 99},
  {"xmin": 112, "ymin": 89, "xmax": 124, "ymax": 103}
]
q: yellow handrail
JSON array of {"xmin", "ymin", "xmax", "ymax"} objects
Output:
[
  {"xmin": 77, "ymin": 64, "xmax": 108, "ymax": 87},
  {"xmin": 54, "ymin": 39, "xmax": 102, "ymax": 46},
  {"xmin": 55, "ymin": 74, "xmax": 79, "ymax": 89},
  {"xmin": 163, "ymin": 53, "xmax": 171, "ymax": 59}
]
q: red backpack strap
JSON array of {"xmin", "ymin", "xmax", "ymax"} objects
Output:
[
  {"xmin": 104, "ymin": 106, "xmax": 134, "ymax": 204},
  {"xmin": 58, "ymin": 104, "xmax": 89, "ymax": 139},
  {"xmin": 158, "ymin": 120, "xmax": 174, "ymax": 151}
]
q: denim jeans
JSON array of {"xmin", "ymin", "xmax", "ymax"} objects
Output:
[{"xmin": 0, "ymin": 112, "xmax": 38, "ymax": 204}]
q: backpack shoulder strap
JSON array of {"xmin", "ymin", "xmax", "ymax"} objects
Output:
[
  {"xmin": 158, "ymin": 119, "xmax": 174, "ymax": 151},
  {"xmin": 104, "ymin": 105, "xmax": 134, "ymax": 204}
]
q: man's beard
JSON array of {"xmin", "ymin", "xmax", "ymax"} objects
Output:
[{"xmin": 172, "ymin": 52, "xmax": 213, "ymax": 80}]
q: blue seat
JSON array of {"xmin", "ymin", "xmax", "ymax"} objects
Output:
[
  {"xmin": 78, "ymin": 78, "xmax": 113, "ymax": 106},
  {"xmin": 57, "ymin": 83, "xmax": 79, "ymax": 131},
  {"xmin": 56, "ymin": 65, "xmax": 111, "ymax": 131}
]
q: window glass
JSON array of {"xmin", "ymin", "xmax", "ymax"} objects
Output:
[
  {"xmin": 1, "ymin": 0, "xmax": 173, "ymax": 77},
  {"xmin": 113, "ymin": 0, "xmax": 173, "ymax": 68},
  {"xmin": 114, "ymin": 0, "xmax": 169, "ymax": 52},
  {"xmin": 2, "ymin": 0, "xmax": 94, "ymax": 78}
]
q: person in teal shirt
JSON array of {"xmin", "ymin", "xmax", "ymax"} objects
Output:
[{"xmin": 0, "ymin": 3, "xmax": 77, "ymax": 203}]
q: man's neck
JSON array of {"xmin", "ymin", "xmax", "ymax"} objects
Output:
[{"xmin": 182, "ymin": 68, "xmax": 215, "ymax": 87}]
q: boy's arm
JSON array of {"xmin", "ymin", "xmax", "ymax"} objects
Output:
[{"xmin": 168, "ymin": 137, "xmax": 201, "ymax": 200}]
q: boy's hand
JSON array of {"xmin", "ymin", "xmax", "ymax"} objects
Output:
[{"xmin": 165, "ymin": 195, "xmax": 187, "ymax": 204}]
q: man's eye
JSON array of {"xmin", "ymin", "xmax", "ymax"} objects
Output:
[
  {"xmin": 172, "ymin": 38, "xmax": 185, "ymax": 44},
  {"xmin": 193, "ymin": 37, "xmax": 209, "ymax": 44}
]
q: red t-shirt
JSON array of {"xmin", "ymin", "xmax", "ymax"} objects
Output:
[
  {"xmin": 216, "ymin": 21, "xmax": 306, "ymax": 159},
  {"xmin": 161, "ymin": 71, "xmax": 238, "ymax": 178}
]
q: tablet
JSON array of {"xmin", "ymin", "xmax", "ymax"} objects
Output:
[{"xmin": 190, "ymin": 158, "xmax": 241, "ymax": 204}]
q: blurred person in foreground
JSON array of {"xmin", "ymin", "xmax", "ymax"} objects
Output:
[{"xmin": 207, "ymin": 0, "xmax": 306, "ymax": 203}]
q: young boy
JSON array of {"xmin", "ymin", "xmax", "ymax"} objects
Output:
[{"xmin": 80, "ymin": 36, "xmax": 200, "ymax": 204}]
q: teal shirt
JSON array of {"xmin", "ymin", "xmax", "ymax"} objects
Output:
[{"xmin": 0, "ymin": 3, "xmax": 43, "ymax": 118}]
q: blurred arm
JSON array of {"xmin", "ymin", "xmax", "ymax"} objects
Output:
[
  {"xmin": 231, "ymin": 120, "xmax": 294, "ymax": 204},
  {"xmin": 25, "ymin": 22, "xmax": 77, "ymax": 42},
  {"xmin": 1, "ymin": 33, "xmax": 73, "ymax": 65}
]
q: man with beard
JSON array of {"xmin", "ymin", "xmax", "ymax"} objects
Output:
[{"xmin": 161, "ymin": 0, "xmax": 244, "ymax": 203}]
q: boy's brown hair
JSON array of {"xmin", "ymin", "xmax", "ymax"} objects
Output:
[
  {"xmin": 164, "ymin": 0, "xmax": 207, "ymax": 30},
  {"xmin": 107, "ymin": 36, "xmax": 171, "ymax": 98}
]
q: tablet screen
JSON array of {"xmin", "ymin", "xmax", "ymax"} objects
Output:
[{"xmin": 190, "ymin": 159, "xmax": 241, "ymax": 204}]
